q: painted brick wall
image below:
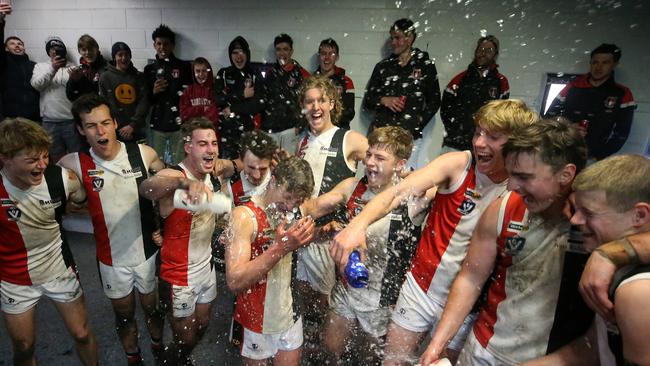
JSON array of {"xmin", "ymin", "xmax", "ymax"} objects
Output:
[{"xmin": 4, "ymin": 0, "xmax": 649, "ymax": 158}]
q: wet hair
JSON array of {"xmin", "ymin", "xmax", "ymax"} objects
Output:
[
  {"xmin": 180, "ymin": 117, "xmax": 216, "ymax": 143},
  {"xmin": 4, "ymin": 36, "xmax": 23, "ymax": 47},
  {"xmin": 274, "ymin": 33, "xmax": 293, "ymax": 48},
  {"xmin": 298, "ymin": 75, "xmax": 343, "ymax": 125},
  {"xmin": 239, "ymin": 130, "xmax": 278, "ymax": 161},
  {"xmin": 503, "ymin": 118, "xmax": 587, "ymax": 174},
  {"xmin": 573, "ymin": 154, "xmax": 650, "ymax": 212},
  {"xmin": 77, "ymin": 34, "xmax": 99, "ymax": 51},
  {"xmin": 476, "ymin": 35, "xmax": 499, "ymax": 55},
  {"xmin": 318, "ymin": 38, "xmax": 339, "ymax": 55},
  {"xmin": 272, "ymin": 156, "xmax": 314, "ymax": 201},
  {"xmin": 591, "ymin": 43, "xmax": 621, "ymax": 63},
  {"xmin": 0, "ymin": 118, "xmax": 52, "ymax": 158},
  {"xmin": 367, "ymin": 126, "xmax": 413, "ymax": 161},
  {"xmin": 152, "ymin": 24, "xmax": 176, "ymax": 45},
  {"xmin": 474, "ymin": 99, "xmax": 538, "ymax": 134},
  {"xmin": 391, "ymin": 18, "xmax": 417, "ymax": 40},
  {"xmin": 71, "ymin": 93, "xmax": 114, "ymax": 127}
]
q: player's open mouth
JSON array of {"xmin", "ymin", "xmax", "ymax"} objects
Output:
[
  {"xmin": 97, "ymin": 138, "xmax": 109, "ymax": 146},
  {"xmin": 476, "ymin": 152, "xmax": 492, "ymax": 163}
]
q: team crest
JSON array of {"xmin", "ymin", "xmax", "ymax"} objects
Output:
[
  {"xmin": 6, "ymin": 206, "xmax": 21, "ymax": 221},
  {"xmin": 411, "ymin": 68, "xmax": 422, "ymax": 80},
  {"xmin": 604, "ymin": 96, "xmax": 618, "ymax": 109},
  {"xmin": 336, "ymin": 85, "xmax": 344, "ymax": 96},
  {"xmin": 92, "ymin": 177, "xmax": 105, "ymax": 192},
  {"xmin": 505, "ymin": 236, "xmax": 526, "ymax": 255},
  {"xmin": 171, "ymin": 69, "xmax": 180, "ymax": 79},
  {"xmin": 458, "ymin": 198, "xmax": 476, "ymax": 215},
  {"xmin": 238, "ymin": 195, "xmax": 251, "ymax": 203},
  {"xmin": 287, "ymin": 77, "xmax": 296, "ymax": 88},
  {"xmin": 488, "ymin": 86, "xmax": 498, "ymax": 99}
]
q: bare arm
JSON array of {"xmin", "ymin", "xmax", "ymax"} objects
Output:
[
  {"xmin": 141, "ymin": 144, "xmax": 165, "ymax": 175},
  {"xmin": 420, "ymin": 198, "xmax": 501, "ymax": 365},
  {"xmin": 521, "ymin": 323, "xmax": 598, "ymax": 366},
  {"xmin": 65, "ymin": 169, "xmax": 87, "ymax": 205},
  {"xmin": 614, "ymin": 278, "xmax": 650, "ymax": 366},
  {"xmin": 225, "ymin": 208, "xmax": 315, "ymax": 293},
  {"xmin": 301, "ymin": 177, "xmax": 356, "ymax": 220},
  {"xmin": 331, "ymin": 151, "xmax": 469, "ymax": 269},
  {"xmin": 344, "ymin": 130, "xmax": 369, "ymax": 167}
]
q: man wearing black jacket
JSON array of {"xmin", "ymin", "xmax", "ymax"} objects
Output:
[
  {"xmin": 66, "ymin": 34, "xmax": 108, "ymax": 102},
  {"xmin": 143, "ymin": 24, "xmax": 192, "ymax": 165},
  {"xmin": 215, "ymin": 36, "xmax": 265, "ymax": 159},
  {"xmin": 364, "ymin": 18, "xmax": 441, "ymax": 170},
  {"xmin": 0, "ymin": 5, "xmax": 40, "ymax": 122},
  {"xmin": 314, "ymin": 38, "xmax": 355, "ymax": 130},
  {"xmin": 441, "ymin": 35, "xmax": 510, "ymax": 152}
]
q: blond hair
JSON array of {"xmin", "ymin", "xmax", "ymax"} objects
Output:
[
  {"xmin": 0, "ymin": 118, "xmax": 52, "ymax": 157},
  {"xmin": 573, "ymin": 154, "xmax": 650, "ymax": 212},
  {"xmin": 474, "ymin": 99, "xmax": 538, "ymax": 134},
  {"xmin": 368, "ymin": 126, "xmax": 413, "ymax": 161},
  {"xmin": 299, "ymin": 75, "xmax": 343, "ymax": 125}
]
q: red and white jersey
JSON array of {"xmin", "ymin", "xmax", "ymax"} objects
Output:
[
  {"xmin": 473, "ymin": 191, "xmax": 569, "ymax": 364},
  {"xmin": 0, "ymin": 166, "xmax": 75, "ymax": 285},
  {"xmin": 410, "ymin": 151, "xmax": 507, "ymax": 304},
  {"xmin": 160, "ymin": 163, "xmax": 216, "ymax": 286},
  {"xmin": 233, "ymin": 200, "xmax": 296, "ymax": 334},
  {"xmin": 227, "ymin": 170, "xmax": 271, "ymax": 207},
  {"xmin": 70, "ymin": 142, "xmax": 158, "ymax": 267}
]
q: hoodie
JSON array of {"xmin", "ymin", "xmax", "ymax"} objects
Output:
[
  {"xmin": 179, "ymin": 57, "xmax": 219, "ymax": 125},
  {"xmin": 98, "ymin": 61, "xmax": 149, "ymax": 141},
  {"xmin": 214, "ymin": 36, "xmax": 265, "ymax": 158}
]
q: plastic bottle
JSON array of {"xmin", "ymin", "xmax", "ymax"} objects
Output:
[
  {"xmin": 173, "ymin": 189, "xmax": 231, "ymax": 214},
  {"xmin": 345, "ymin": 250, "xmax": 369, "ymax": 288}
]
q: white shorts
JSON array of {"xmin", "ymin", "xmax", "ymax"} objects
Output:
[
  {"xmin": 391, "ymin": 272, "xmax": 475, "ymax": 351},
  {"xmin": 296, "ymin": 241, "xmax": 336, "ymax": 295},
  {"xmin": 456, "ymin": 330, "xmax": 514, "ymax": 366},
  {"xmin": 164, "ymin": 266, "xmax": 217, "ymax": 318},
  {"xmin": 98, "ymin": 254, "xmax": 158, "ymax": 299},
  {"xmin": 330, "ymin": 283, "xmax": 391, "ymax": 338},
  {"xmin": 232, "ymin": 316, "xmax": 303, "ymax": 360},
  {"xmin": 1, "ymin": 267, "xmax": 83, "ymax": 315}
]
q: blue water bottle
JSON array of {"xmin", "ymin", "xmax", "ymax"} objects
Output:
[{"xmin": 345, "ymin": 250, "xmax": 369, "ymax": 288}]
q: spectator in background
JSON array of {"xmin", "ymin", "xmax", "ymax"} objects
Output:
[
  {"xmin": 215, "ymin": 36, "xmax": 265, "ymax": 159},
  {"xmin": 66, "ymin": 34, "xmax": 108, "ymax": 101},
  {"xmin": 0, "ymin": 4, "xmax": 40, "ymax": 122},
  {"xmin": 31, "ymin": 36, "xmax": 81, "ymax": 163},
  {"xmin": 262, "ymin": 33, "xmax": 310, "ymax": 153},
  {"xmin": 144, "ymin": 24, "xmax": 192, "ymax": 165},
  {"xmin": 179, "ymin": 57, "xmax": 219, "ymax": 131},
  {"xmin": 546, "ymin": 43, "xmax": 636, "ymax": 161},
  {"xmin": 441, "ymin": 35, "xmax": 510, "ymax": 153},
  {"xmin": 364, "ymin": 18, "xmax": 441, "ymax": 170},
  {"xmin": 314, "ymin": 38, "xmax": 355, "ymax": 130},
  {"xmin": 99, "ymin": 42, "xmax": 149, "ymax": 142}
]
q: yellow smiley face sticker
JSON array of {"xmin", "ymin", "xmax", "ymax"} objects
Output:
[{"xmin": 115, "ymin": 83, "xmax": 136, "ymax": 105}]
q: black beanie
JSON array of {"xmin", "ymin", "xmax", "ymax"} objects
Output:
[
  {"xmin": 111, "ymin": 42, "xmax": 132, "ymax": 60},
  {"xmin": 228, "ymin": 36, "xmax": 251, "ymax": 68},
  {"xmin": 45, "ymin": 36, "xmax": 66, "ymax": 55}
]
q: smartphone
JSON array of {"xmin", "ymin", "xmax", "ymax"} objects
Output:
[
  {"xmin": 0, "ymin": 0, "xmax": 11, "ymax": 6},
  {"xmin": 54, "ymin": 47, "xmax": 66, "ymax": 59}
]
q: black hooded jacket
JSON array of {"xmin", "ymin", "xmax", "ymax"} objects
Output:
[
  {"xmin": 143, "ymin": 53, "xmax": 192, "ymax": 132},
  {"xmin": 66, "ymin": 53, "xmax": 109, "ymax": 101}
]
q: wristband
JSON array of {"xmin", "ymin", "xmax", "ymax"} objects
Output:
[
  {"xmin": 595, "ymin": 236, "xmax": 639, "ymax": 267},
  {"xmin": 620, "ymin": 236, "xmax": 640, "ymax": 265},
  {"xmin": 230, "ymin": 160, "xmax": 239, "ymax": 175}
]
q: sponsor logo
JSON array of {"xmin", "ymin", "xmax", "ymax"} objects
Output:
[
  {"xmin": 121, "ymin": 166, "xmax": 143, "ymax": 179},
  {"xmin": 252, "ymin": 343, "xmax": 259, "ymax": 350},
  {"xmin": 87, "ymin": 169, "xmax": 104, "ymax": 177},
  {"xmin": 319, "ymin": 146, "xmax": 338, "ymax": 157},
  {"xmin": 604, "ymin": 96, "xmax": 618, "ymax": 109},
  {"xmin": 39, "ymin": 198, "xmax": 62, "ymax": 210},
  {"xmin": 505, "ymin": 236, "xmax": 526, "ymax": 255},
  {"xmin": 458, "ymin": 198, "xmax": 476, "ymax": 215},
  {"xmin": 1, "ymin": 198, "xmax": 15, "ymax": 207},
  {"xmin": 92, "ymin": 177, "xmax": 104, "ymax": 192},
  {"xmin": 464, "ymin": 188, "xmax": 482, "ymax": 199},
  {"xmin": 106, "ymin": 284, "xmax": 112, "ymax": 289},
  {"xmin": 287, "ymin": 77, "xmax": 296, "ymax": 88},
  {"xmin": 6, "ymin": 206, "xmax": 21, "ymax": 221},
  {"xmin": 488, "ymin": 86, "xmax": 498, "ymax": 99},
  {"xmin": 411, "ymin": 68, "xmax": 422, "ymax": 80}
]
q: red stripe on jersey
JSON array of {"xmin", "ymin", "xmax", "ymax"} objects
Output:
[
  {"xmin": 231, "ymin": 179, "xmax": 245, "ymax": 206},
  {"xmin": 345, "ymin": 178, "xmax": 368, "ymax": 219},
  {"xmin": 78, "ymin": 153, "xmax": 112, "ymax": 265},
  {"xmin": 0, "ymin": 179, "xmax": 31, "ymax": 285},
  {"xmin": 160, "ymin": 170, "xmax": 192, "ymax": 286},
  {"xmin": 474, "ymin": 192, "xmax": 526, "ymax": 347},
  {"xmin": 233, "ymin": 202, "xmax": 272, "ymax": 333},
  {"xmin": 410, "ymin": 166, "xmax": 476, "ymax": 292}
]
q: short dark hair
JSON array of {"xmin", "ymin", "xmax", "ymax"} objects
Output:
[
  {"xmin": 318, "ymin": 38, "xmax": 339, "ymax": 54},
  {"xmin": 77, "ymin": 34, "xmax": 99, "ymax": 51},
  {"xmin": 239, "ymin": 130, "xmax": 278, "ymax": 160},
  {"xmin": 71, "ymin": 93, "xmax": 114, "ymax": 127},
  {"xmin": 391, "ymin": 18, "xmax": 417, "ymax": 40},
  {"xmin": 274, "ymin": 33, "xmax": 293, "ymax": 48},
  {"xmin": 180, "ymin": 117, "xmax": 216, "ymax": 142},
  {"xmin": 591, "ymin": 43, "xmax": 621, "ymax": 63},
  {"xmin": 4, "ymin": 36, "xmax": 23, "ymax": 47},
  {"xmin": 273, "ymin": 156, "xmax": 314, "ymax": 201},
  {"xmin": 152, "ymin": 24, "xmax": 176, "ymax": 45},
  {"xmin": 503, "ymin": 118, "xmax": 587, "ymax": 174}
]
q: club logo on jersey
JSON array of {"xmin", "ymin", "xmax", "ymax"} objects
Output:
[
  {"xmin": 87, "ymin": 169, "xmax": 104, "ymax": 177},
  {"xmin": 171, "ymin": 69, "xmax": 180, "ymax": 79},
  {"xmin": 288, "ymin": 77, "xmax": 296, "ymax": 88},
  {"xmin": 92, "ymin": 177, "xmax": 104, "ymax": 192},
  {"xmin": 238, "ymin": 195, "xmax": 251, "ymax": 203},
  {"xmin": 507, "ymin": 220, "xmax": 528, "ymax": 233},
  {"xmin": 411, "ymin": 68, "xmax": 422, "ymax": 80},
  {"xmin": 488, "ymin": 86, "xmax": 499, "ymax": 99},
  {"xmin": 505, "ymin": 236, "xmax": 526, "ymax": 255},
  {"xmin": 121, "ymin": 167, "xmax": 143, "ymax": 179},
  {"xmin": 336, "ymin": 85, "xmax": 344, "ymax": 96},
  {"xmin": 458, "ymin": 198, "xmax": 476, "ymax": 215},
  {"xmin": 464, "ymin": 188, "xmax": 482, "ymax": 200},
  {"xmin": 6, "ymin": 206, "xmax": 21, "ymax": 221},
  {"xmin": 604, "ymin": 96, "xmax": 618, "ymax": 109},
  {"xmin": 252, "ymin": 343, "xmax": 259, "ymax": 350}
]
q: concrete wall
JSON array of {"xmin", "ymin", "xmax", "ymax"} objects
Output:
[{"xmin": 5, "ymin": 0, "xmax": 649, "ymax": 159}]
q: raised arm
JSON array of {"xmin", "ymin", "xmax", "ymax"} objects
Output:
[
  {"xmin": 301, "ymin": 177, "xmax": 356, "ymax": 220},
  {"xmin": 420, "ymin": 198, "xmax": 501, "ymax": 365}
]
